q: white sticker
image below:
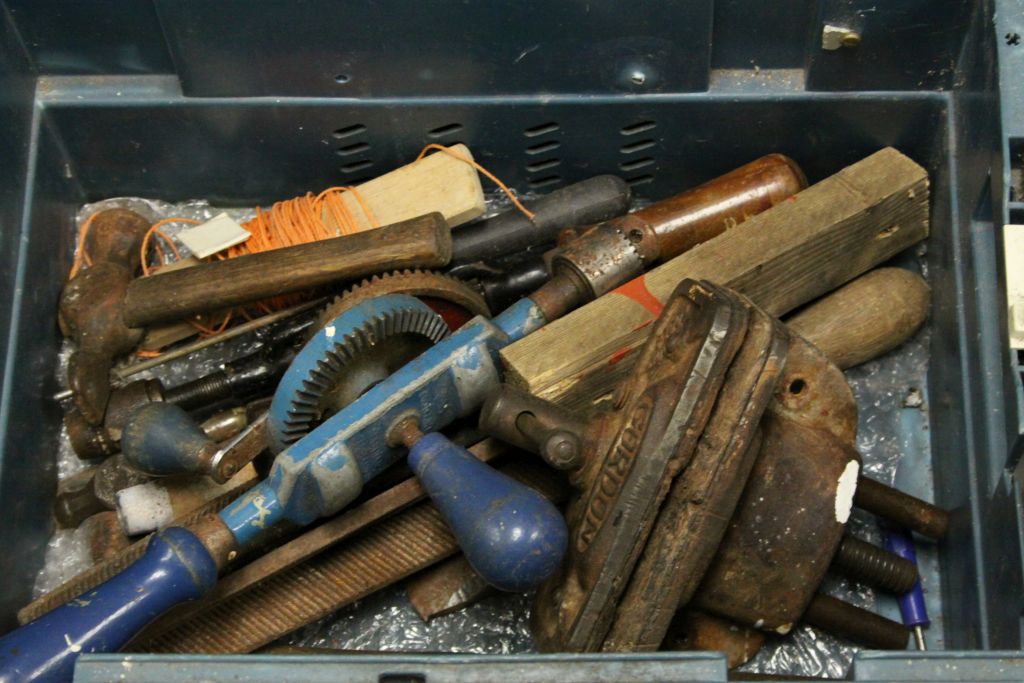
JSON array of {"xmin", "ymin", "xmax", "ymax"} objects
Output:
[
  {"xmin": 834, "ymin": 460, "xmax": 860, "ymax": 523},
  {"xmin": 178, "ymin": 213, "xmax": 251, "ymax": 258}
]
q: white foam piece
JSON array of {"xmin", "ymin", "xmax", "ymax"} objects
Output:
[{"xmin": 117, "ymin": 483, "xmax": 173, "ymax": 536}]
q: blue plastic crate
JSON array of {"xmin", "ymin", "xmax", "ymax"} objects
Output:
[{"xmin": 0, "ymin": 0, "xmax": 1020, "ymax": 679}]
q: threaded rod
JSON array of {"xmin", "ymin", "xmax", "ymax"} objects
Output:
[{"xmin": 831, "ymin": 535, "xmax": 918, "ymax": 594}]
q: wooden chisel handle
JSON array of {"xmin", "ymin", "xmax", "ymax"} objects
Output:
[
  {"xmin": 787, "ymin": 267, "xmax": 930, "ymax": 370},
  {"xmin": 122, "ymin": 213, "xmax": 452, "ymax": 328},
  {"xmin": 632, "ymin": 154, "xmax": 807, "ymax": 260}
]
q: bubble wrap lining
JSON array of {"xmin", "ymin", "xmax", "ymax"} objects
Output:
[{"xmin": 41, "ymin": 198, "xmax": 933, "ymax": 678}]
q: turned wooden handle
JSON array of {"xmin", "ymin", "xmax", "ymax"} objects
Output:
[
  {"xmin": 786, "ymin": 267, "xmax": 930, "ymax": 370},
  {"xmin": 632, "ymin": 153, "xmax": 807, "ymax": 260},
  {"xmin": 122, "ymin": 213, "xmax": 452, "ymax": 328}
]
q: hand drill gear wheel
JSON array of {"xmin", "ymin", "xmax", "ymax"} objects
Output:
[
  {"xmin": 315, "ymin": 269, "xmax": 490, "ymax": 333},
  {"xmin": 268, "ymin": 294, "xmax": 450, "ymax": 452}
]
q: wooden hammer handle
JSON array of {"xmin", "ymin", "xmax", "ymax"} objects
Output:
[
  {"xmin": 122, "ymin": 213, "xmax": 452, "ymax": 328},
  {"xmin": 787, "ymin": 267, "xmax": 930, "ymax": 370}
]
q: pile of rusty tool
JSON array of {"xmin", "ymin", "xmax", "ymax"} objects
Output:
[{"xmin": 2, "ymin": 145, "xmax": 945, "ymax": 683}]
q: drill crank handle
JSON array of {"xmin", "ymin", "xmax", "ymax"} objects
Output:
[{"xmin": 0, "ymin": 528, "xmax": 218, "ymax": 683}]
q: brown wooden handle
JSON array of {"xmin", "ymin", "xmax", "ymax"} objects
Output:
[
  {"xmin": 786, "ymin": 267, "xmax": 930, "ymax": 370},
  {"xmin": 122, "ymin": 213, "xmax": 452, "ymax": 328},
  {"xmin": 631, "ymin": 154, "xmax": 807, "ymax": 260}
]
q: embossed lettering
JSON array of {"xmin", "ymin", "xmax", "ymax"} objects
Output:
[{"xmin": 576, "ymin": 395, "xmax": 653, "ymax": 553}]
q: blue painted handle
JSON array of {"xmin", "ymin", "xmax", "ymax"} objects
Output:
[
  {"xmin": 408, "ymin": 432, "xmax": 567, "ymax": 592},
  {"xmin": 0, "ymin": 527, "xmax": 217, "ymax": 683},
  {"xmin": 884, "ymin": 528, "xmax": 930, "ymax": 627},
  {"xmin": 121, "ymin": 403, "xmax": 212, "ymax": 476}
]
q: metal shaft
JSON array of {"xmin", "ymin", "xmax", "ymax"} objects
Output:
[
  {"xmin": 830, "ymin": 535, "xmax": 918, "ymax": 594},
  {"xmin": 803, "ymin": 593, "xmax": 908, "ymax": 650},
  {"xmin": 854, "ymin": 476, "xmax": 949, "ymax": 540}
]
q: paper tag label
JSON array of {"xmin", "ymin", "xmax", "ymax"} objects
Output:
[{"xmin": 178, "ymin": 213, "xmax": 251, "ymax": 258}]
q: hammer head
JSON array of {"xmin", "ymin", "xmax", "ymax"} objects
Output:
[
  {"xmin": 60, "ymin": 208, "xmax": 151, "ymax": 425},
  {"xmin": 83, "ymin": 208, "xmax": 151, "ymax": 270}
]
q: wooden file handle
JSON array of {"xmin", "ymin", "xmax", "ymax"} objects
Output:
[
  {"xmin": 787, "ymin": 267, "xmax": 930, "ymax": 371},
  {"xmin": 122, "ymin": 213, "xmax": 452, "ymax": 328}
]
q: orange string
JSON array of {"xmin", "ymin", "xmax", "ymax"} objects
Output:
[
  {"xmin": 140, "ymin": 218, "xmax": 198, "ymax": 276},
  {"xmin": 68, "ymin": 212, "xmax": 100, "ymax": 280}
]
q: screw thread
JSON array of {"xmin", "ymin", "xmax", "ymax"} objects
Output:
[
  {"xmin": 164, "ymin": 372, "xmax": 231, "ymax": 410},
  {"xmin": 832, "ymin": 535, "xmax": 918, "ymax": 594}
]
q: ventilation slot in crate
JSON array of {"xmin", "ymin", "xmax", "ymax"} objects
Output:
[
  {"xmin": 626, "ymin": 174, "xmax": 655, "ymax": 187},
  {"xmin": 427, "ymin": 123, "xmax": 463, "ymax": 139},
  {"xmin": 526, "ymin": 158, "xmax": 561, "ymax": 173},
  {"xmin": 620, "ymin": 120, "xmax": 657, "ymax": 136},
  {"xmin": 525, "ymin": 140, "xmax": 560, "ymax": 155},
  {"xmin": 528, "ymin": 175, "xmax": 563, "ymax": 189},
  {"xmin": 619, "ymin": 157, "xmax": 655, "ymax": 172},
  {"xmin": 336, "ymin": 142, "xmax": 370, "ymax": 157},
  {"xmin": 524, "ymin": 121, "xmax": 560, "ymax": 137},
  {"xmin": 332, "ymin": 124, "xmax": 366, "ymax": 139},
  {"xmin": 341, "ymin": 159, "xmax": 374, "ymax": 174},
  {"xmin": 621, "ymin": 139, "xmax": 656, "ymax": 154}
]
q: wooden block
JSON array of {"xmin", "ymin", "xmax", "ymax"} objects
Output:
[
  {"xmin": 500, "ymin": 147, "xmax": 929, "ymax": 412},
  {"xmin": 322, "ymin": 143, "xmax": 485, "ymax": 233}
]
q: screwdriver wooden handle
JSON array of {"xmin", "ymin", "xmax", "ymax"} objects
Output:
[
  {"xmin": 786, "ymin": 268, "xmax": 930, "ymax": 370},
  {"xmin": 634, "ymin": 153, "xmax": 807, "ymax": 260},
  {"xmin": 557, "ymin": 155, "xmax": 808, "ymax": 265},
  {"xmin": 122, "ymin": 213, "xmax": 452, "ymax": 328}
]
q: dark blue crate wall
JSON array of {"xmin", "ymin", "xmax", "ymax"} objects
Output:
[
  {"xmin": 0, "ymin": 4, "xmax": 33, "ymax": 368},
  {"xmin": 2, "ymin": 0, "xmax": 978, "ymax": 94},
  {"xmin": 4, "ymin": 0, "xmax": 172, "ymax": 75},
  {"xmin": 0, "ymin": 4, "xmax": 77, "ymax": 631}
]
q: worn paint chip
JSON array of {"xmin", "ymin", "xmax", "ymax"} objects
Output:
[{"xmin": 834, "ymin": 460, "xmax": 860, "ymax": 523}]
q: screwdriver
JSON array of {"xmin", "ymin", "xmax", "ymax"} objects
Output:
[{"xmin": 883, "ymin": 527, "xmax": 930, "ymax": 650}]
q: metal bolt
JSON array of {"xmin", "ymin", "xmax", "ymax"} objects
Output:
[
  {"xmin": 388, "ymin": 415, "xmax": 424, "ymax": 449},
  {"xmin": 854, "ymin": 476, "xmax": 949, "ymax": 540},
  {"xmin": 803, "ymin": 593, "xmax": 908, "ymax": 650},
  {"xmin": 516, "ymin": 412, "xmax": 582, "ymax": 470},
  {"xmin": 831, "ymin": 535, "xmax": 918, "ymax": 593}
]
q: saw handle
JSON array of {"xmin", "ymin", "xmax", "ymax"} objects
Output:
[
  {"xmin": 408, "ymin": 432, "xmax": 568, "ymax": 592},
  {"xmin": 0, "ymin": 527, "xmax": 216, "ymax": 683}
]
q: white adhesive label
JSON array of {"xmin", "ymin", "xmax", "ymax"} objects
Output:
[
  {"xmin": 178, "ymin": 212, "xmax": 251, "ymax": 258},
  {"xmin": 834, "ymin": 460, "xmax": 860, "ymax": 524}
]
